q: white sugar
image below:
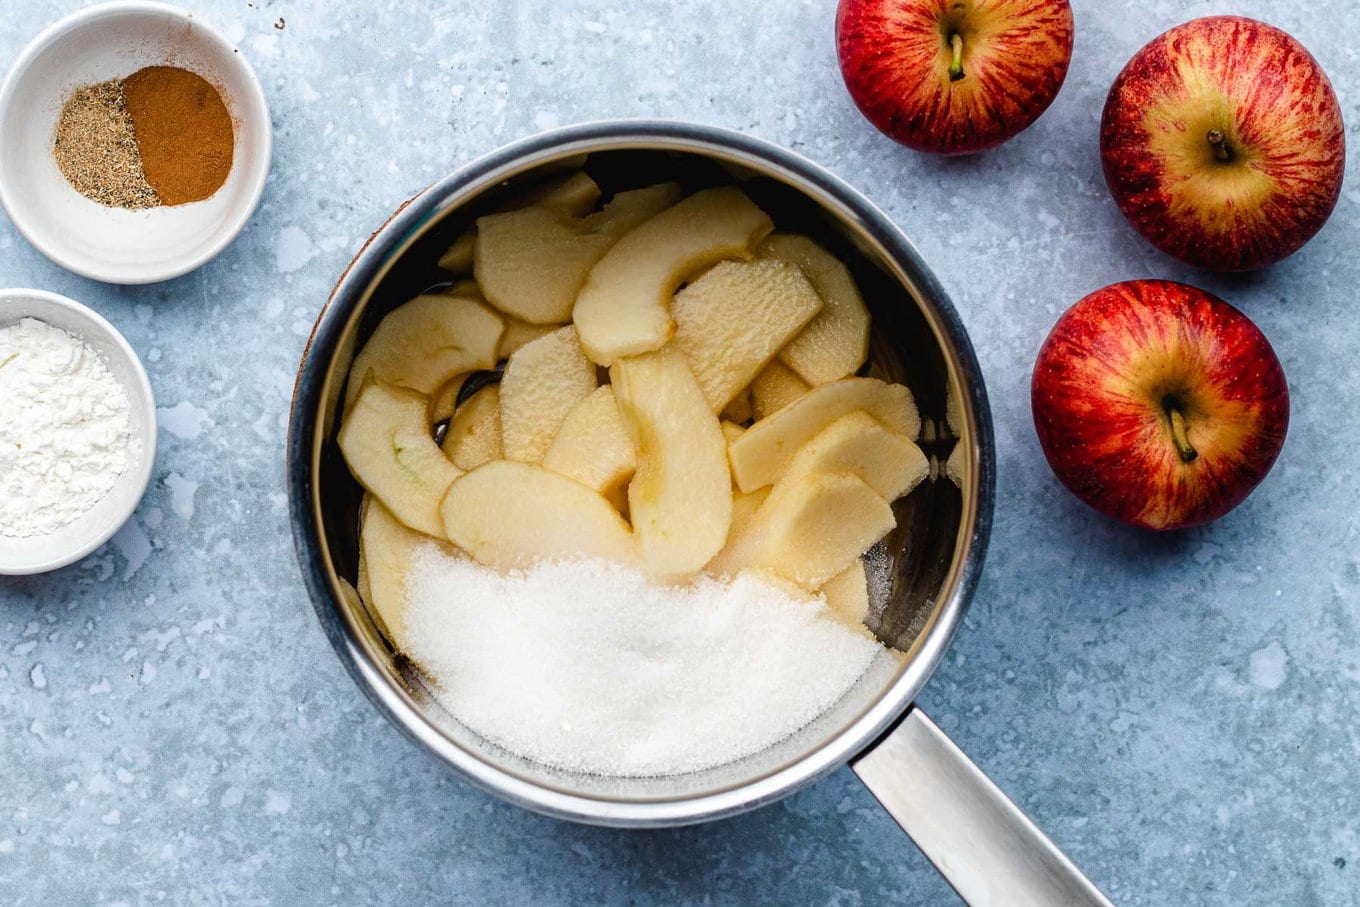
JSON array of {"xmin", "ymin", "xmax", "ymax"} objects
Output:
[{"xmin": 403, "ymin": 547, "xmax": 883, "ymax": 777}]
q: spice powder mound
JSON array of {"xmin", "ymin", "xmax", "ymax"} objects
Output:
[
  {"xmin": 53, "ymin": 79, "xmax": 160, "ymax": 209},
  {"xmin": 122, "ymin": 66, "xmax": 234, "ymax": 206}
]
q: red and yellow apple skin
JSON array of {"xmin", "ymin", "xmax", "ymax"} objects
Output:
[
  {"xmin": 836, "ymin": 0, "xmax": 1074, "ymax": 155},
  {"xmin": 1031, "ymin": 280, "xmax": 1288, "ymax": 531},
  {"xmin": 1101, "ymin": 16, "xmax": 1345, "ymax": 271}
]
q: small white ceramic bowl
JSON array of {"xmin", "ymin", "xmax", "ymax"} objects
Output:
[
  {"xmin": 0, "ymin": 289, "xmax": 157, "ymax": 575},
  {"xmin": 0, "ymin": 2, "xmax": 271, "ymax": 284}
]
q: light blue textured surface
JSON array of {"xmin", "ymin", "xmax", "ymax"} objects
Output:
[{"xmin": 2, "ymin": 1, "xmax": 1357, "ymax": 903}]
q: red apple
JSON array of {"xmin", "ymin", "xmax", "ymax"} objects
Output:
[
  {"xmin": 1101, "ymin": 16, "xmax": 1345, "ymax": 271},
  {"xmin": 1031, "ymin": 280, "xmax": 1288, "ymax": 531},
  {"xmin": 835, "ymin": 0, "xmax": 1074, "ymax": 154}
]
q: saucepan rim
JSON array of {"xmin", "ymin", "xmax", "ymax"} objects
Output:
[{"xmin": 287, "ymin": 120, "xmax": 995, "ymax": 827}]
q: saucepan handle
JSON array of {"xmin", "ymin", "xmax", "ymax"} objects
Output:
[{"xmin": 851, "ymin": 707, "xmax": 1114, "ymax": 907}]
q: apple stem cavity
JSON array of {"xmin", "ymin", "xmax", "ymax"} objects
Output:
[
  {"xmin": 1164, "ymin": 403, "xmax": 1199, "ymax": 464},
  {"xmin": 948, "ymin": 33, "xmax": 965, "ymax": 82},
  {"xmin": 1206, "ymin": 129, "xmax": 1233, "ymax": 163}
]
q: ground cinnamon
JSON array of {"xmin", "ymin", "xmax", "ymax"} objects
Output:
[{"xmin": 122, "ymin": 66, "xmax": 234, "ymax": 206}]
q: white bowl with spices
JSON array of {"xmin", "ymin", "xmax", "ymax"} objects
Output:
[
  {"xmin": 0, "ymin": 289, "xmax": 157, "ymax": 575},
  {"xmin": 0, "ymin": 1, "xmax": 271, "ymax": 285}
]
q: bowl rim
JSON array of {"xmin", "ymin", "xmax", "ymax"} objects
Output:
[
  {"xmin": 0, "ymin": 287, "xmax": 157, "ymax": 575},
  {"xmin": 0, "ymin": 0, "xmax": 273, "ymax": 285},
  {"xmin": 287, "ymin": 120, "xmax": 995, "ymax": 826}
]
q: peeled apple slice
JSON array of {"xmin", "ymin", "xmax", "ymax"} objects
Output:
[
  {"xmin": 574, "ymin": 187, "xmax": 774, "ymax": 365},
  {"xmin": 499, "ymin": 326, "xmax": 598, "ymax": 463},
  {"xmin": 498, "ymin": 317, "xmax": 560, "ymax": 359},
  {"xmin": 427, "ymin": 375, "xmax": 467, "ymax": 425},
  {"xmin": 474, "ymin": 183, "xmax": 682, "ymax": 326},
  {"xmin": 782, "ymin": 411, "xmax": 929, "ymax": 502},
  {"xmin": 516, "ymin": 171, "xmax": 601, "ymax": 217},
  {"xmin": 585, "ymin": 182, "xmax": 683, "ymax": 237},
  {"xmin": 671, "ymin": 257, "xmax": 823, "ymax": 412},
  {"xmin": 360, "ymin": 498, "xmax": 454, "ymax": 647},
  {"xmin": 707, "ymin": 484, "xmax": 769, "ymax": 571},
  {"xmin": 437, "ymin": 230, "xmax": 476, "ymax": 273},
  {"xmin": 821, "ymin": 559, "xmax": 871, "ymax": 631},
  {"xmin": 723, "ymin": 388, "xmax": 754, "ymax": 424},
  {"xmin": 750, "ymin": 359, "xmax": 811, "ymax": 420},
  {"xmin": 475, "ymin": 208, "xmax": 614, "ymax": 324},
  {"xmin": 759, "ymin": 234, "xmax": 871, "ymax": 385},
  {"xmin": 762, "ymin": 474, "xmax": 895, "ymax": 590},
  {"xmin": 440, "ymin": 460, "xmax": 637, "ymax": 570},
  {"xmin": 709, "ymin": 472, "xmax": 895, "ymax": 590},
  {"xmin": 344, "ymin": 294, "xmax": 503, "ymax": 414},
  {"xmin": 542, "ymin": 386, "xmax": 636, "ymax": 503},
  {"xmin": 611, "ymin": 347, "xmax": 732, "ymax": 581},
  {"xmin": 729, "ymin": 378, "xmax": 921, "ymax": 493},
  {"xmin": 483, "ymin": 170, "xmax": 603, "ymax": 220},
  {"xmin": 441, "ymin": 384, "xmax": 503, "ymax": 470},
  {"xmin": 339, "ymin": 377, "xmax": 462, "ymax": 537},
  {"xmin": 946, "ymin": 442, "xmax": 965, "ymax": 488}
]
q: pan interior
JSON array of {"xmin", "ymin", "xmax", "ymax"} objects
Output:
[{"xmin": 311, "ymin": 144, "xmax": 976, "ymax": 808}]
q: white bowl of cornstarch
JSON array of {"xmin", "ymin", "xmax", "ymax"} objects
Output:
[{"xmin": 0, "ymin": 289, "xmax": 156, "ymax": 574}]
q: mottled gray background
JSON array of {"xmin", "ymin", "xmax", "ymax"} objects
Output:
[{"xmin": 2, "ymin": 0, "xmax": 1356, "ymax": 904}]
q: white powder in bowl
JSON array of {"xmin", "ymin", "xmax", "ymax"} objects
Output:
[
  {"xmin": 403, "ymin": 546, "xmax": 884, "ymax": 777},
  {"xmin": 0, "ymin": 317, "xmax": 133, "ymax": 538}
]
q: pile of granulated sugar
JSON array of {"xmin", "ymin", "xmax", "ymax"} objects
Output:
[{"xmin": 402, "ymin": 546, "xmax": 884, "ymax": 777}]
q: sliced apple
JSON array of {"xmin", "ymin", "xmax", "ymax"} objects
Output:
[
  {"xmin": 759, "ymin": 234, "xmax": 871, "ymax": 385},
  {"xmin": 671, "ymin": 258, "xmax": 823, "ymax": 412},
  {"xmin": 723, "ymin": 388, "xmax": 754, "ymax": 424},
  {"xmin": 731, "ymin": 485, "xmax": 769, "ymax": 530},
  {"xmin": 359, "ymin": 499, "xmax": 455, "ymax": 646},
  {"xmin": 542, "ymin": 386, "xmax": 636, "ymax": 502},
  {"xmin": 709, "ymin": 472, "xmax": 895, "ymax": 589},
  {"xmin": 344, "ymin": 294, "xmax": 503, "ymax": 413},
  {"xmin": 474, "ymin": 207, "xmax": 613, "ymax": 324},
  {"xmin": 750, "ymin": 359, "xmax": 811, "ymax": 420},
  {"xmin": 574, "ymin": 187, "xmax": 774, "ymax": 365},
  {"xmin": 729, "ymin": 378, "xmax": 921, "ymax": 493},
  {"xmin": 440, "ymin": 460, "xmax": 637, "ymax": 569},
  {"xmin": 585, "ymin": 182, "xmax": 683, "ymax": 237},
  {"xmin": 821, "ymin": 559, "xmax": 870, "ymax": 631},
  {"xmin": 437, "ymin": 229, "xmax": 476, "ymax": 273},
  {"xmin": 498, "ymin": 317, "xmax": 560, "ymax": 359},
  {"xmin": 473, "ymin": 182, "xmax": 681, "ymax": 325},
  {"xmin": 427, "ymin": 375, "xmax": 468, "ymax": 425},
  {"xmin": 946, "ymin": 442, "xmax": 965, "ymax": 488},
  {"xmin": 783, "ymin": 411, "xmax": 928, "ymax": 502},
  {"xmin": 441, "ymin": 384, "xmax": 503, "ymax": 470},
  {"xmin": 611, "ymin": 347, "xmax": 732, "ymax": 581},
  {"xmin": 339, "ymin": 377, "xmax": 462, "ymax": 537},
  {"xmin": 708, "ymin": 483, "xmax": 769, "ymax": 571},
  {"xmin": 518, "ymin": 170, "xmax": 601, "ymax": 217},
  {"xmin": 499, "ymin": 326, "xmax": 598, "ymax": 462}
]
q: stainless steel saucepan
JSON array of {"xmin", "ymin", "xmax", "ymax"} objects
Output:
[{"xmin": 287, "ymin": 121, "xmax": 1112, "ymax": 906}]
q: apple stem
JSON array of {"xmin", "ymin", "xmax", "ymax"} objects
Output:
[
  {"xmin": 1207, "ymin": 129, "xmax": 1233, "ymax": 163},
  {"xmin": 1167, "ymin": 406, "xmax": 1199, "ymax": 464},
  {"xmin": 949, "ymin": 33, "xmax": 965, "ymax": 82}
]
